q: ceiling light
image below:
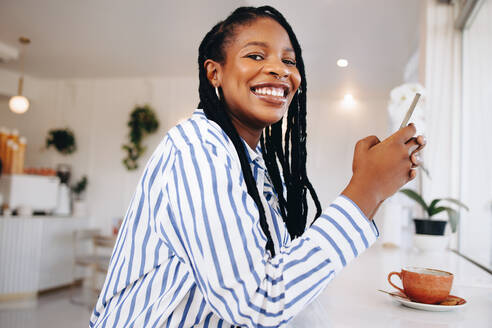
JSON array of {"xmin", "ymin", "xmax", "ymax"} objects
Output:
[
  {"xmin": 342, "ymin": 93, "xmax": 355, "ymax": 108},
  {"xmin": 337, "ymin": 59, "xmax": 348, "ymax": 67},
  {"xmin": 9, "ymin": 37, "xmax": 31, "ymax": 114},
  {"xmin": 9, "ymin": 96, "xmax": 30, "ymax": 114}
]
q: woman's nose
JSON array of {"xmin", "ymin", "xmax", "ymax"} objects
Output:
[{"xmin": 264, "ymin": 58, "xmax": 290, "ymax": 79}]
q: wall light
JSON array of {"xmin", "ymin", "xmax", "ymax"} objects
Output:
[{"xmin": 9, "ymin": 37, "xmax": 31, "ymax": 114}]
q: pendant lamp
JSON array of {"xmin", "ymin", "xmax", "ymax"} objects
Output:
[{"xmin": 9, "ymin": 37, "xmax": 31, "ymax": 114}]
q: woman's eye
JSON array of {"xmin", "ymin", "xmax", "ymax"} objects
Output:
[
  {"xmin": 247, "ymin": 54, "xmax": 264, "ymax": 61},
  {"xmin": 283, "ymin": 59, "xmax": 296, "ymax": 66}
]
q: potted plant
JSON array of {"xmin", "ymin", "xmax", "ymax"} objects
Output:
[
  {"xmin": 399, "ymin": 189, "xmax": 469, "ymax": 251},
  {"xmin": 46, "ymin": 128, "xmax": 77, "ymax": 155},
  {"xmin": 71, "ymin": 175, "xmax": 88, "ymax": 217},
  {"xmin": 399, "ymin": 189, "xmax": 469, "ymax": 234},
  {"xmin": 122, "ymin": 104, "xmax": 159, "ymax": 170}
]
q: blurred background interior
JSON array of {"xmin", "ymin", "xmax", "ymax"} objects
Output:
[{"xmin": 0, "ymin": 0, "xmax": 490, "ymax": 327}]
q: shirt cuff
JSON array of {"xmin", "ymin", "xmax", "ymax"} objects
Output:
[
  {"xmin": 339, "ymin": 194, "xmax": 380, "ymax": 237},
  {"xmin": 305, "ymin": 194, "xmax": 379, "ymax": 272}
]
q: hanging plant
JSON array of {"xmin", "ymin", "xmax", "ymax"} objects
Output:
[
  {"xmin": 46, "ymin": 128, "xmax": 77, "ymax": 155},
  {"xmin": 122, "ymin": 104, "xmax": 159, "ymax": 170}
]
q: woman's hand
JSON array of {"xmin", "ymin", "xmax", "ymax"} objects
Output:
[{"xmin": 342, "ymin": 124, "xmax": 426, "ymax": 218}]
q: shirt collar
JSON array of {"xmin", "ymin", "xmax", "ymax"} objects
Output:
[
  {"xmin": 242, "ymin": 139, "xmax": 266, "ymax": 169},
  {"xmin": 243, "ymin": 141, "xmax": 260, "ymax": 162},
  {"xmin": 195, "ymin": 109, "xmax": 265, "ymax": 169}
]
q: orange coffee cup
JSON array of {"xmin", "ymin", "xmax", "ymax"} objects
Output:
[{"xmin": 387, "ymin": 267, "xmax": 453, "ymax": 304}]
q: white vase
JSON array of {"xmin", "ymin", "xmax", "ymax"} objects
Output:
[
  {"xmin": 54, "ymin": 184, "xmax": 71, "ymax": 216},
  {"xmin": 72, "ymin": 200, "xmax": 87, "ymax": 217},
  {"xmin": 413, "ymin": 233, "xmax": 449, "ymax": 252}
]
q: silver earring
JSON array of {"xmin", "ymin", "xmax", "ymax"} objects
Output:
[{"xmin": 215, "ymin": 86, "xmax": 220, "ymax": 100}]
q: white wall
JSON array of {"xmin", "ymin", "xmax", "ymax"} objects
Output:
[
  {"xmin": 306, "ymin": 96, "xmax": 389, "ymax": 222},
  {"xmin": 0, "ymin": 68, "xmax": 41, "ymax": 99},
  {"xmin": 0, "ymin": 68, "xmax": 389, "ymax": 233}
]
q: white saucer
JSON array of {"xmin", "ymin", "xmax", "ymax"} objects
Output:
[{"xmin": 388, "ymin": 293, "xmax": 467, "ymax": 312}]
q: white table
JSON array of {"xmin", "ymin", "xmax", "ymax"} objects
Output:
[{"xmin": 289, "ymin": 242, "xmax": 492, "ymax": 327}]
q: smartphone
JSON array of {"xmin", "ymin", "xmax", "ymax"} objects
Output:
[{"xmin": 400, "ymin": 93, "xmax": 421, "ymax": 129}]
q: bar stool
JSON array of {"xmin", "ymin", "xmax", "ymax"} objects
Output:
[
  {"xmin": 70, "ymin": 229, "xmax": 112, "ymax": 308},
  {"xmin": 92, "ymin": 235, "xmax": 116, "ymax": 294}
]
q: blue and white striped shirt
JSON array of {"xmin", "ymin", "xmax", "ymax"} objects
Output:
[{"xmin": 90, "ymin": 109, "xmax": 379, "ymax": 328}]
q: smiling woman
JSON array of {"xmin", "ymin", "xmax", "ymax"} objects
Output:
[
  {"xmin": 89, "ymin": 6, "xmax": 425, "ymax": 328},
  {"xmin": 204, "ymin": 18, "xmax": 300, "ymax": 141}
]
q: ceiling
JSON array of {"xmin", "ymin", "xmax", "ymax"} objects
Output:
[{"xmin": 0, "ymin": 0, "xmax": 421, "ymax": 98}]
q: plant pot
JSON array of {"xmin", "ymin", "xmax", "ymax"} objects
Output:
[
  {"xmin": 413, "ymin": 219, "xmax": 447, "ymax": 235},
  {"xmin": 73, "ymin": 199, "xmax": 87, "ymax": 217},
  {"xmin": 413, "ymin": 234, "xmax": 449, "ymax": 252}
]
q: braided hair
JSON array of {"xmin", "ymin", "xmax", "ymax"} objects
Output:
[{"xmin": 197, "ymin": 6, "xmax": 322, "ymax": 257}]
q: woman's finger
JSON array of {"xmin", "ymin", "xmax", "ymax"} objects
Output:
[
  {"xmin": 406, "ymin": 135, "xmax": 426, "ymax": 153},
  {"xmin": 410, "ymin": 153, "xmax": 420, "ymax": 166},
  {"xmin": 415, "ymin": 135, "xmax": 426, "ymax": 146},
  {"xmin": 409, "ymin": 168, "xmax": 417, "ymax": 181},
  {"xmin": 412, "ymin": 143, "xmax": 426, "ymax": 154},
  {"xmin": 395, "ymin": 123, "xmax": 417, "ymax": 143},
  {"xmin": 405, "ymin": 137, "xmax": 420, "ymax": 155}
]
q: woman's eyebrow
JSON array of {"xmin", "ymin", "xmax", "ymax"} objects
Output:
[{"xmin": 242, "ymin": 41, "xmax": 294, "ymax": 53}]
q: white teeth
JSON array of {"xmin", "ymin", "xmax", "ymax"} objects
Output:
[{"xmin": 253, "ymin": 87, "xmax": 286, "ymax": 97}]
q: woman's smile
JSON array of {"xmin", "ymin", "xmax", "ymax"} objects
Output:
[{"xmin": 250, "ymin": 82, "xmax": 291, "ymax": 106}]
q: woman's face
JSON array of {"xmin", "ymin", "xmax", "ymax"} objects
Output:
[{"xmin": 212, "ymin": 17, "xmax": 301, "ymax": 133}]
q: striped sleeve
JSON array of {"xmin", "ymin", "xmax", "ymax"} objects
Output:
[{"xmin": 159, "ymin": 124, "xmax": 378, "ymax": 328}]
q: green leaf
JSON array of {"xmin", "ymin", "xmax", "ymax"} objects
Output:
[
  {"xmin": 71, "ymin": 176, "xmax": 88, "ymax": 195},
  {"xmin": 428, "ymin": 206, "xmax": 447, "ymax": 217},
  {"xmin": 441, "ymin": 198, "xmax": 469, "ymax": 211},
  {"xmin": 428, "ymin": 199, "xmax": 441, "ymax": 212},
  {"xmin": 122, "ymin": 104, "xmax": 159, "ymax": 171},
  {"xmin": 445, "ymin": 208, "xmax": 459, "ymax": 233},
  {"xmin": 399, "ymin": 189, "xmax": 429, "ymax": 213}
]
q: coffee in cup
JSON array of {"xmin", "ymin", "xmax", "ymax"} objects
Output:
[{"xmin": 387, "ymin": 267, "xmax": 453, "ymax": 304}]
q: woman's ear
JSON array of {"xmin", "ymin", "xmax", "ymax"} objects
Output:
[{"xmin": 204, "ymin": 59, "xmax": 222, "ymax": 87}]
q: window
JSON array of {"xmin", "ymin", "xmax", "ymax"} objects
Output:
[{"xmin": 459, "ymin": 0, "xmax": 492, "ymax": 270}]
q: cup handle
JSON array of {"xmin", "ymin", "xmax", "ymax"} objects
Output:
[{"xmin": 387, "ymin": 271, "xmax": 405, "ymax": 295}]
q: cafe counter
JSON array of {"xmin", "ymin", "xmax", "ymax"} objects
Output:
[
  {"xmin": 0, "ymin": 216, "xmax": 88, "ymax": 308},
  {"xmin": 289, "ymin": 242, "xmax": 492, "ymax": 327}
]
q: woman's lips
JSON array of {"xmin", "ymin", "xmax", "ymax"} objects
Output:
[
  {"xmin": 250, "ymin": 83, "xmax": 290, "ymax": 106},
  {"xmin": 251, "ymin": 90, "xmax": 288, "ymax": 105}
]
